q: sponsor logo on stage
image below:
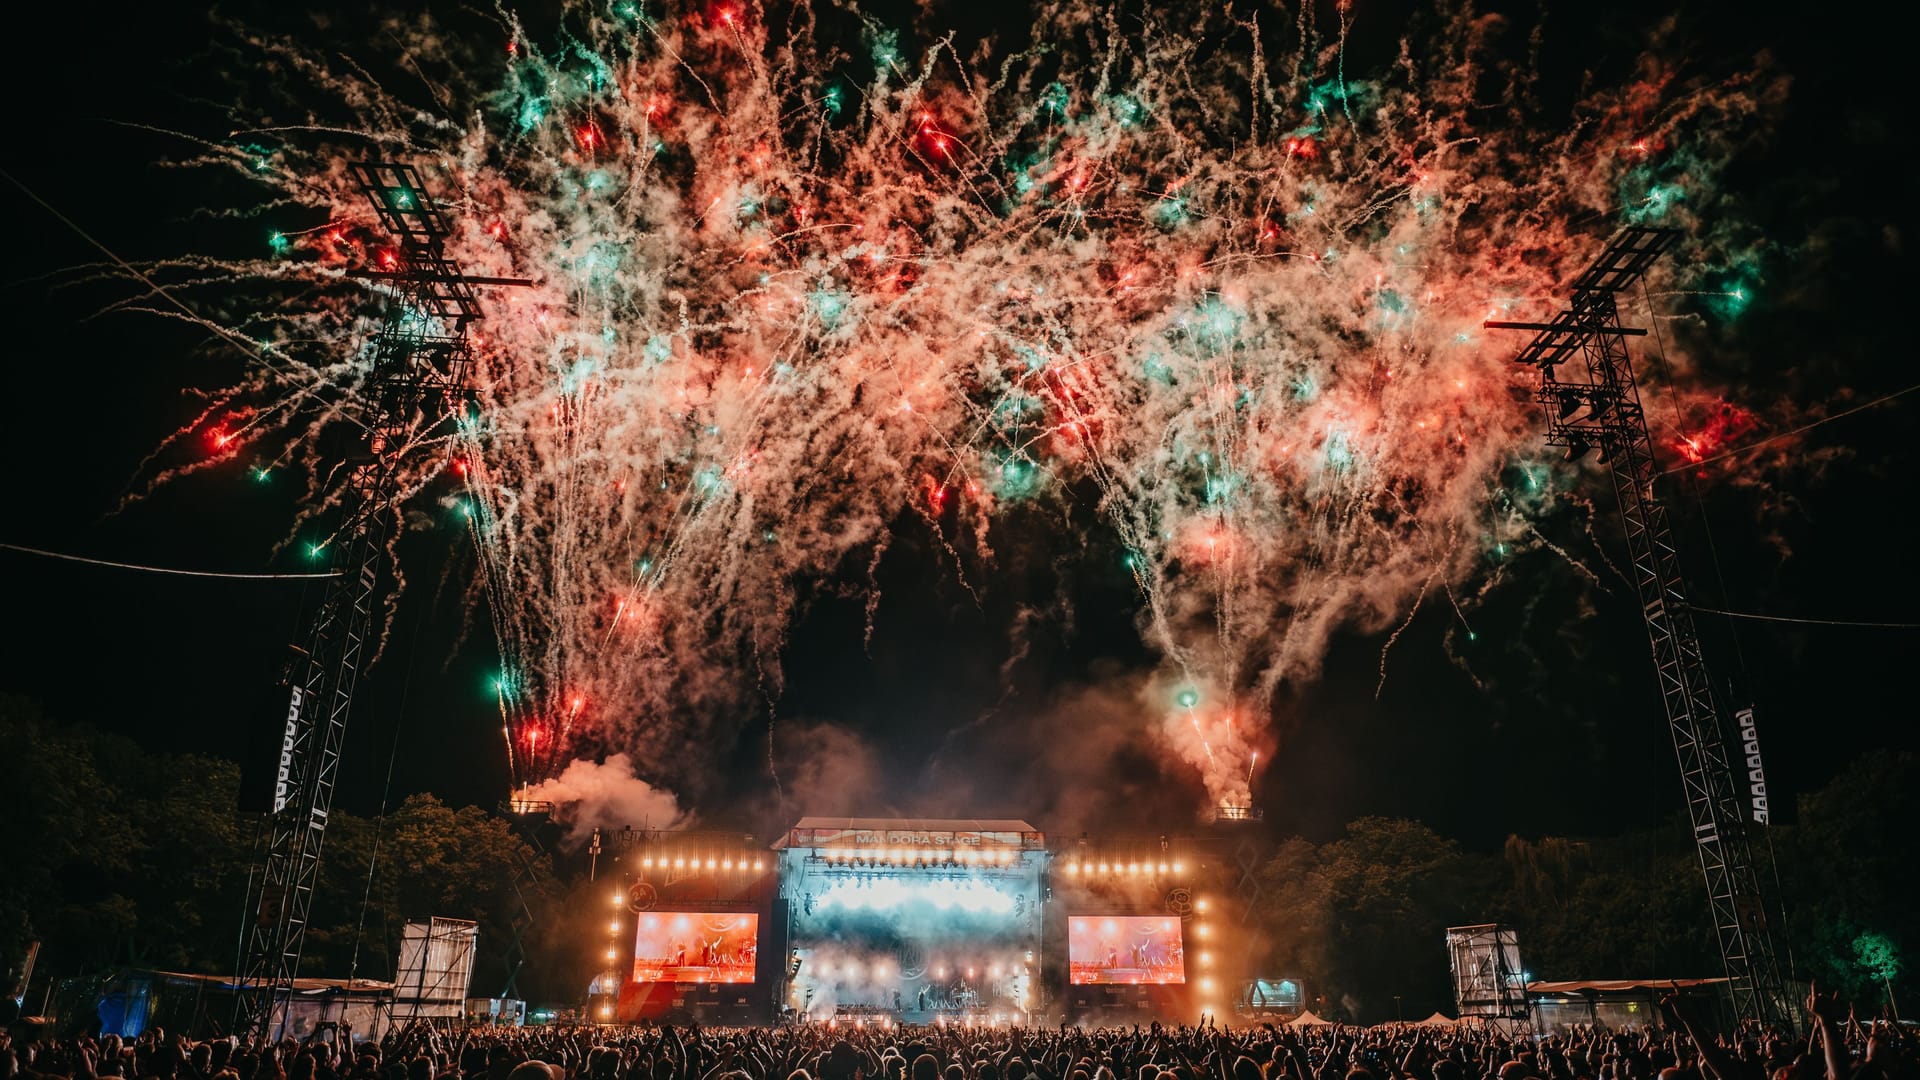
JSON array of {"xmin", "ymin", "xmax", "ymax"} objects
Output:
[
  {"xmin": 1736, "ymin": 706, "xmax": 1768, "ymax": 825},
  {"xmin": 274, "ymin": 687, "xmax": 303, "ymax": 814}
]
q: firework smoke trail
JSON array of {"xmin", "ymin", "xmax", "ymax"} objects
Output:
[{"xmin": 150, "ymin": 1, "xmax": 1778, "ymax": 810}]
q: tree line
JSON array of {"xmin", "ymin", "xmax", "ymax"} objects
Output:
[
  {"xmin": 3, "ymin": 695, "xmax": 1911, "ymax": 1021},
  {"xmin": 0, "ymin": 695, "xmax": 587, "ymax": 1008},
  {"xmin": 1249, "ymin": 753, "xmax": 1917, "ymax": 1022}
]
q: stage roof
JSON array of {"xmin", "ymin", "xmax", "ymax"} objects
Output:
[
  {"xmin": 790, "ymin": 817, "xmax": 1038, "ymax": 832},
  {"xmin": 775, "ymin": 817, "xmax": 1043, "ymax": 847}
]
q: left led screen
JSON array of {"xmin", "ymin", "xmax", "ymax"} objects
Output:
[{"xmin": 632, "ymin": 912, "xmax": 758, "ymax": 983}]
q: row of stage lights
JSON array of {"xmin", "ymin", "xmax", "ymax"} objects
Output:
[
  {"xmin": 611, "ymin": 852, "xmax": 1181, "ymax": 874},
  {"xmin": 600, "ymin": 897, "xmax": 624, "ymax": 1020},
  {"xmin": 812, "ymin": 847, "xmax": 1022, "ymax": 867},
  {"xmin": 1192, "ymin": 898, "xmax": 1215, "ymax": 1014},
  {"xmin": 1063, "ymin": 860, "xmax": 1184, "ymax": 876},
  {"xmin": 804, "ymin": 959, "xmax": 1029, "ymax": 981},
  {"xmin": 631, "ymin": 855, "xmax": 765, "ymax": 873}
]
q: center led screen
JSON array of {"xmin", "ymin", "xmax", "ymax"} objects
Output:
[
  {"xmin": 782, "ymin": 856, "xmax": 1046, "ymax": 1017},
  {"xmin": 1067, "ymin": 916, "xmax": 1185, "ymax": 985},
  {"xmin": 631, "ymin": 912, "xmax": 758, "ymax": 984}
]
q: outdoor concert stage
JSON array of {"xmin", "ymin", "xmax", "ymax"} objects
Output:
[{"xmin": 596, "ymin": 818, "xmax": 1233, "ymax": 1026}]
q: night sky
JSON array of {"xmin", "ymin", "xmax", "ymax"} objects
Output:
[{"xmin": 2, "ymin": 0, "xmax": 1911, "ymax": 851}]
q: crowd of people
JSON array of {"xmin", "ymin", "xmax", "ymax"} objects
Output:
[{"xmin": 3, "ymin": 986, "xmax": 1909, "ymax": 1080}]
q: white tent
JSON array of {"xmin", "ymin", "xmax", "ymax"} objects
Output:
[
  {"xmin": 1289, "ymin": 1010, "xmax": 1334, "ymax": 1027},
  {"xmin": 1415, "ymin": 1012, "xmax": 1457, "ymax": 1027}
]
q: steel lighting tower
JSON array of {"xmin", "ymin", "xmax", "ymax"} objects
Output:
[
  {"xmin": 1488, "ymin": 226, "xmax": 1786, "ymax": 1026},
  {"xmin": 234, "ymin": 163, "xmax": 524, "ymax": 1037}
]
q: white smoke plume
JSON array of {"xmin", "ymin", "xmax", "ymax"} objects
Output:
[{"xmin": 516, "ymin": 753, "xmax": 686, "ymax": 844}]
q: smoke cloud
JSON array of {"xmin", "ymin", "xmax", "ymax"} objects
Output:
[
  {"xmin": 516, "ymin": 753, "xmax": 685, "ymax": 844},
  {"xmin": 769, "ymin": 720, "xmax": 887, "ymax": 822},
  {"xmin": 761, "ymin": 673, "xmax": 1223, "ymax": 832}
]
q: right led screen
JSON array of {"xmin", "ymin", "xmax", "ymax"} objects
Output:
[{"xmin": 1067, "ymin": 915, "xmax": 1185, "ymax": 985}]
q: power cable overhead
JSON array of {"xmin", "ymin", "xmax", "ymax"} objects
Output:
[
  {"xmin": 1682, "ymin": 603, "xmax": 1920, "ymax": 631},
  {"xmin": 2, "ymin": 541, "xmax": 341, "ymax": 580}
]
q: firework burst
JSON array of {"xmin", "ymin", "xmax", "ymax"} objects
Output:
[{"xmin": 132, "ymin": 0, "xmax": 1780, "ymax": 809}]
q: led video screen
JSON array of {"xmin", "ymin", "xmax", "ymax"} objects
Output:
[
  {"xmin": 631, "ymin": 912, "xmax": 758, "ymax": 984},
  {"xmin": 1067, "ymin": 916, "xmax": 1185, "ymax": 985}
]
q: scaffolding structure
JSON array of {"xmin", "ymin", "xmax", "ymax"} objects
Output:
[
  {"xmin": 392, "ymin": 917, "xmax": 481, "ymax": 1023},
  {"xmin": 1445, "ymin": 924, "xmax": 1529, "ymax": 1023},
  {"xmin": 1489, "ymin": 227, "xmax": 1787, "ymax": 1027},
  {"xmin": 233, "ymin": 163, "xmax": 524, "ymax": 1037}
]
